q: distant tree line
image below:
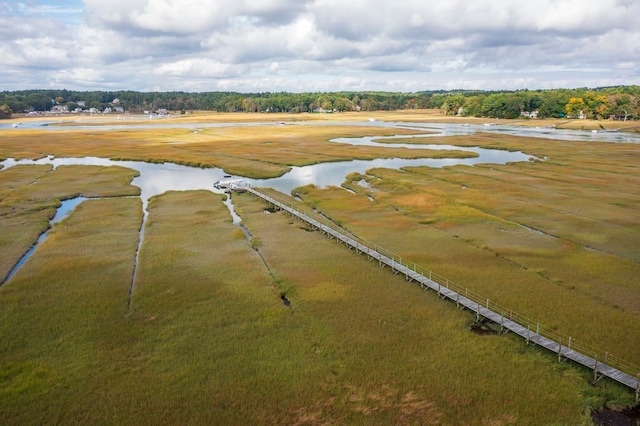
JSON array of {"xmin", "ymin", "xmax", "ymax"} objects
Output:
[{"xmin": 1, "ymin": 86, "xmax": 639, "ymax": 120}]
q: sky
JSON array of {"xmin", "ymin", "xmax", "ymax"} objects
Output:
[{"xmin": 1, "ymin": 0, "xmax": 639, "ymax": 93}]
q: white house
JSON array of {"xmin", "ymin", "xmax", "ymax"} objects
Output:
[{"xmin": 50, "ymin": 105, "xmax": 68, "ymax": 114}]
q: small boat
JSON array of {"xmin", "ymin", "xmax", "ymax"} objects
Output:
[{"xmin": 214, "ymin": 177, "xmax": 242, "ymax": 189}]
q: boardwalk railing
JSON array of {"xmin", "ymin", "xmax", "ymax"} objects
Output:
[{"xmin": 246, "ymin": 187, "xmax": 640, "ymax": 396}]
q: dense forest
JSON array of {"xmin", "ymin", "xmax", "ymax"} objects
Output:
[{"xmin": 1, "ymin": 86, "xmax": 639, "ymax": 120}]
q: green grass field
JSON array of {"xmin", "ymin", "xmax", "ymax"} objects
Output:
[{"xmin": 0, "ymin": 112, "xmax": 638, "ymax": 424}]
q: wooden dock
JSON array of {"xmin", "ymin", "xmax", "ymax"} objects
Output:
[{"xmin": 246, "ymin": 187, "xmax": 640, "ymax": 397}]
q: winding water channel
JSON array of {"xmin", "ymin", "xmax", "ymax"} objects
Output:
[
  {"xmin": 3, "ymin": 117, "xmax": 640, "ymax": 143},
  {"xmin": 1, "ymin": 131, "xmax": 535, "ymax": 204},
  {"xmin": 1, "ymin": 120, "xmax": 636, "ymax": 285}
]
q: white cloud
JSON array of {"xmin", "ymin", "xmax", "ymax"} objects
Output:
[
  {"xmin": 1, "ymin": 37, "xmax": 71, "ymax": 69},
  {"xmin": 49, "ymin": 68, "xmax": 105, "ymax": 86},
  {"xmin": 155, "ymin": 58, "xmax": 246, "ymax": 78},
  {"xmin": 128, "ymin": 0, "xmax": 228, "ymax": 33},
  {"xmin": 0, "ymin": 0, "xmax": 638, "ymax": 91}
]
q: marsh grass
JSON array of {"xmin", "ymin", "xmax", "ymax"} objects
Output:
[
  {"xmin": 1, "ymin": 124, "xmax": 440, "ymax": 179},
  {"xmin": 1, "ymin": 114, "xmax": 639, "ymax": 423},
  {"xmin": 0, "ymin": 205, "xmax": 54, "ymax": 281},
  {"xmin": 292, "ymin": 134, "xmax": 640, "ymax": 366},
  {"xmin": 0, "ymin": 197, "xmax": 142, "ymax": 422},
  {"xmin": 232, "ymin": 192, "xmax": 627, "ymax": 424},
  {"xmin": 2, "ymin": 181, "xmax": 592, "ymax": 423},
  {"xmin": 0, "ymin": 165, "xmax": 140, "ymax": 282},
  {"xmin": 0, "ymin": 200, "xmax": 630, "ymax": 424}
]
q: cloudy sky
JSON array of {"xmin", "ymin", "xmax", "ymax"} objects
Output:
[{"xmin": 1, "ymin": 0, "xmax": 639, "ymax": 92}]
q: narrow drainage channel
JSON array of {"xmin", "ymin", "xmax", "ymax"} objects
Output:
[
  {"xmin": 223, "ymin": 192, "xmax": 254, "ymax": 241},
  {"xmin": 223, "ymin": 192, "xmax": 291, "ymax": 308},
  {"xmin": 2, "ymin": 196, "xmax": 87, "ymax": 284},
  {"xmin": 126, "ymin": 203, "xmax": 147, "ymax": 313}
]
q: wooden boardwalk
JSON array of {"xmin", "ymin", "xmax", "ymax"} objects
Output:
[{"xmin": 246, "ymin": 187, "xmax": 640, "ymax": 396}]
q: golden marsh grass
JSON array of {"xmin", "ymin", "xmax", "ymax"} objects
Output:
[
  {"xmin": 0, "ymin": 112, "xmax": 638, "ymax": 423},
  {"xmin": 295, "ymin": 132, "xmax": 640, "ymax": 365},
  {"xmin": 1, "ymin": 123, "xmax": 457, "ymax": 179},
  {"xmin": 232, "ymin": 192, "xmax": 616, "ymax": 424},
  {"xmin": 0, "ymin": 165, "xmax": 140, "ymax": 281}
]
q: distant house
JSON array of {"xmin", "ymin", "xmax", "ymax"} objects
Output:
[
  {"xmin": 521, "ymin": 110, "xmax": 539, "ymax": 119},
  {"xmin": 312, "ymin": 107, "xmax": 336, "ymax": 113},
  {"xmin": 50, "ymin": 105, "xmax": 68, "ymax": 114},
  {"xmin": 111, "ymin": 98, "xmax": 121, "ymax": 105}
]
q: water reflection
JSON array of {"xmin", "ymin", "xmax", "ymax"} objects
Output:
[
  {"xmin": 250, "ymin": 150, "xmax": 530, "ymax": 194},
  {"xmin": 1, "ymin": 156, "xmax": 231, "ymax": 211},
  {"xmin": 4, "ymin": 196, "xmax": 87, "ymax": 282},
  {"xmin": 2, "ymin": 119, "xmax": 639, "ymax": 144},
  {"xmin": 393, "ymin": 122, "xmax": 640, "ymax": 143},
  {"xmin": 0, "ymin": 127, "xmax": 534, "ymax": 286},
  {"xmin": 1, "ymin": 146, "xmax": 530, "ymax": 200},
  {"xmin": 223, "ymin": 194, "xmax": 243, "ymax": 225},
  {"xmin": 0, "ymin": 130, "xmax": 536, "ymax": 286},
  {"xmin": 51, "ymin": 197, "xmax": 86, "ymax": 224}
]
